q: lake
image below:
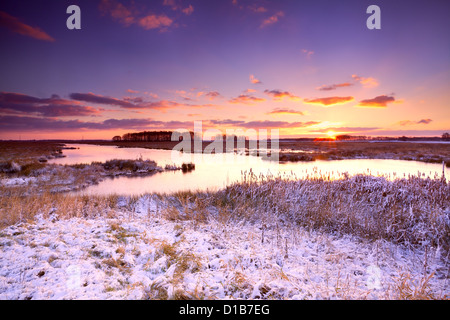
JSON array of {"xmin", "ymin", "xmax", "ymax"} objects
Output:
[{"xmin": 49, "ymin": 144, "xmax": 449, "ymax": 195}]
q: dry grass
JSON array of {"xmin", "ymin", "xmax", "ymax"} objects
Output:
[
  {"xmin": 215, "ymin": 173, "xmax": 449, "ymax": 254},
  {"xmin": 389, "ymin": 272, "xmax": 447, "ymax": 300},
  {"xmin": 0, "ymin": 141, "xmax": 65, "ymax": 165},
  {"xmin": 155, "ymin": 172, "xmax": 449, "ymax": 258},
  {"xmin": 0, "ymin": 189, "xmax": 120, "ymax": 228}
]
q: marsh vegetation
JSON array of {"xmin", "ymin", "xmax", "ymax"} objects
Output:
[{"xmin": 0, "ymin": 141, "xmax": 449, "ymax": 300}]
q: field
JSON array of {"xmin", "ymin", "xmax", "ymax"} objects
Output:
[{"xmin": 0, "ymin": 141, "xmax": 449, "ymax": 300}]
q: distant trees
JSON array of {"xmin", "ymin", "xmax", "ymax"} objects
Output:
[
  {"xmin": 121, "ymin": 131, "xmax": 173, "ymax": 142},
  {"xmin": 117, "ymin": 131, "xmax": 194, "ymax": 142},
  {"xmin": 335, "ymin": 135, "xmax": 368, "ymax": 141},
  {"xmin": 443, "ymin": 132, "xmax": 450, "ymax": 141}
]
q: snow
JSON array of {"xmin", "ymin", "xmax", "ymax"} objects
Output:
[
  {"xmin": 0, "ymin": 196, "xmax": 448, "ymax": 300},
  {"xmin": 1, "ymin": 177, "xmax": 37, "ymax": 186}
]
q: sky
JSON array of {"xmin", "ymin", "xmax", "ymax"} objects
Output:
[{"xmin": 0, "ymin": 0, "xmax": 449, "ymax": 140}]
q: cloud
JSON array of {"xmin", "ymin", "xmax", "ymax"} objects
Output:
[
  {"xmin": 357, "ymin": 95, "xmax": 396, "ymax": 108},
  {"xmin": 0, "ymin": 115, "xmax": 202, "ymax": 132},
  {"xmin": 70, "ymin": 92, "xmax": 196, "ymax": 110},
  {"xmin": 70, "ymin": 92, "xmax": 137, "ymax": 109},
  {"xmin": 229, "ymin": 94, "xmax": 266, "ymax": 105},
  {"xmin": 139, "ymin": 14, "xmax": 173, "ymax": 30},
  {"xmin": 204, "ymin": 91, "xmax": 221, "ymax": 100},
  {"xmin": 0, "ymin": 92, "xmax": 100, "ymax": 117},
  {"xmin": 301, "ymin": 49, "xmax": 314, "ymax": 59},
  {"xmin": 316, "ymin": 82, "xmax": 353, "ymax": 91},
  {"xmin": 397, "ymin": 119, "xmax": 433, "ymax": 126},
  {"xmin": 0, "ymin": 116, "xmax": 163, "ymax": 132},
  {"xmin": 208, "ymin": 119, "xmax": 245, "ymax": 126},
  {"xmin": 314, "ymin": 127, "xmax": 380, "ymax": 134},
  {"xmin": 100, "ymin": 0, "xmax": 173, "ymax": 31},
  {"xmin": 249, "ymin": 74, "xmax": 262, "ymax": 84},
  {"xmin": 417, "ymin": 118, "xmax": 433, "ymax": 124},
  {"xmin": 304, "ymin": 96, "xmax": 354, "ymax": 107},
  {"xmin": 99, "ymin": 0, "xmax": 136, "ymax": 26},
  {"xmin": 182, "ymin": 5, "xmax": 194, "ymax": 15},
  {"xmin": 248, "ymin": 5, "xmax": 268, "ymax": 13},
  {"xmin": 0, "ymin": 115, "xmax": 320, "ymax": 133},
  {"xmin": 174, "ymin": 89, "xmax": 221, "ymax": 101},
  {"xmin": 208, "ymin": 119, "xmax": 320, "ymax": 129},
  {"xmin": 144, "ymin": 92, "xmax": 159, "ymax": 99},
  {"xmin": 266, "ymin": 108, "xmax": 305, "ymax": 116},
  {"xmin": 163, "ymin": 0, "xmax": 194, "ymax": 15},
  {"xmin": 127, "ymin": 89, "xmax": 140, "ymax": 94},
  {"xmin": 240, "ymin": 120, "xmax": 320, "ymax": 129},
  {"xmin": 264, "ymin": 89, "xmax": 300, "ymax": 101},
  {"xmin": 260, "ymin": 11, "xmax": 284, "ymax": 28},
  {"xmin": 352, "ymin": 74, "xmax": 379, "ymax": 88},
  {"xmin": 0, "ymin": 11, "xmax": 54, "ymax": 42}
]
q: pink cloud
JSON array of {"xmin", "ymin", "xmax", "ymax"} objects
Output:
[
  {"xmin": 139, "ymin": 14, "xmax": 173, "ymax": 30},
  {"xmin": 163, "ymin": 0, "xmax": 194, "ymax": 16},
  {"xmin": 229, "ymin": 94, "xmax": 266, "ymax": 105},
  {"xmin": 304, "ymin": 96, "xmax": 354, "ymax": 107},
  {"xmin": 397, "ymin": 119, "xmax": 433, "ymax": 126},
  {"xmin": 99, "ymin": 0, "xmax": 135, "ymax": 26},
  {"xmin": 316, "ymin": 82, "xmax": 353, "ymax": 91},
  {"xmin": 249, "ymin": 74, "xmax": 262, "ymax": 84},
  {"xmin": 357, "ymin": 95, "xmax": 396, "ymax": 108},
  {"xmin": 264, "ymin": 89, "xmax": 300, "ymax": 101},
  {"xmin": 266, "ymin": 108, "xmax": 305, "ymax": 116},
  {"xmin": 100, "ymin": 0, "xmax": 173, "ymax": 31},
  {"xmin": 0, "ymin": 11, "xmax": 54, "ymax": 42},
  {"xmin": 301, "ymin": 49, "xmax": 314, "ymax": 59},
  {"xmin": 352, "ymin": 74, "xmax": 379, "ymax": 88},
  {"xmin": 182, "ymin": 5, "xmax": 194, "ymax": 16},
  {"xmin": 260, "ymin": 11, "xmax": 284, "ymax": 28}
]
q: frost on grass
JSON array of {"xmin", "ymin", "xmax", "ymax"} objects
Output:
[
  {"xmin": 0, "ymin": 173, "xmax": 449, "ymax": 300},
  {"xmin": 0, "ymin": 158, "xmax": 164, "ymax": 195}
]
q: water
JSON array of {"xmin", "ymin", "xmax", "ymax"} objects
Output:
[{"xmin": 49, "ymin": 144, "xmax": 449, "ymax": 196}]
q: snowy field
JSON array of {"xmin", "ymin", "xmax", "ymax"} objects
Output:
[{"xmin": 0, "ymin": 194, "xmax": 448, "ymax": 300}]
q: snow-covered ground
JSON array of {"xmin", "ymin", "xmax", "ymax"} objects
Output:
[{"xmin": 0, "ymin": 195, "xmax": 448, "ymax": 300}]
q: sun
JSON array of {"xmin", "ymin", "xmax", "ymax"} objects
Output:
[{"xmin": 326, "ymin": 130, "xmax": 337, "ymax": 139}]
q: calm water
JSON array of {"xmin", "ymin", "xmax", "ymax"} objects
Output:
[{"xmin": 49, "ymin": 144, "xmax": 449, "ymax": 195}]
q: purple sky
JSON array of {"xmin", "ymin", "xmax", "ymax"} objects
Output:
[{"xmin": 0, "ymin": 0, "xmax": 449, "ymax": 139}]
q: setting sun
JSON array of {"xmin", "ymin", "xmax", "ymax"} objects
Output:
[{"xmin": 326, "ymin": 130, "xmax": 337, "ymax": 139}]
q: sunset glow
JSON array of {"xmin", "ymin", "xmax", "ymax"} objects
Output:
[
  {"xmin": 0, "ymin": 0, "xmax": 448, "ymax": 140},
  {"xmin": 326, "ymin": 131, "xmax": 337, "ymax": 139}
]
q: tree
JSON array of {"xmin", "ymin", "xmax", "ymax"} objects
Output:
[{"xmin": 442, "ymin": 132, "xmax": 450, "ymax": 141}]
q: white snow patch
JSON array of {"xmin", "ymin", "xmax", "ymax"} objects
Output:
[{"xmin": 0, "ymin": 200, "xmax": 448, "ymax": 300}]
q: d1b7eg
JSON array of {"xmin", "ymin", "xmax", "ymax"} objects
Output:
[{"xmin": 224, "ymin": 304, "xmax": 269, "ymax": 315}]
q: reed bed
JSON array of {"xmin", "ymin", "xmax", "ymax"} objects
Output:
[
  {"xmin": 164, "ymin": 171, "xmax": 450, "ymax": 256},
  {"xmin": 1, "ymin": 171, "xmax": 448, "ymax": 300}
]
